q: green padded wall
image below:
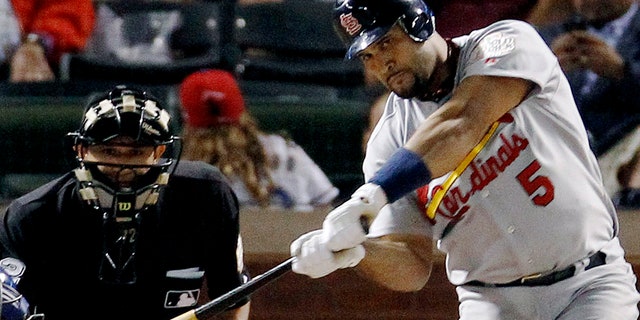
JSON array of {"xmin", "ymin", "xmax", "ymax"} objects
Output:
[{"xmin": 0, "ymin": 95, "xmax": 369, "ymax": 201}]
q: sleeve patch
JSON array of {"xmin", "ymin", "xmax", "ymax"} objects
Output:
[{"xmin": 478, "ymin": 32, "xmax": 516, "ymax": 60}]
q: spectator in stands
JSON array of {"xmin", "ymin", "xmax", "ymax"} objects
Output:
[
  {"xmin": 425, "ymin": 0, "xmax": 538, "ymax": 38},
  {"xmin": 527, "ymin": 0, "xmax": 575, "ymax": 27},
  {"xmin": 614, "ymin": 149, "xmax": 640, "ymax": 208},
  {"xmin": 179, "ymin": 69, "xmax": 340, "ymax": 211},
  {"xmin": 538, "ymin": 0, "xmax": 640, "ymax": 199},
  {"xmin": 0, "ymin": 0, "xmax": 95, "ymax": 82}
]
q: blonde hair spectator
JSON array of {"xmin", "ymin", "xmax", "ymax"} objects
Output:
[{"xmin": 179, "ymin": 69, "xmax": 339, "ymax": 210}]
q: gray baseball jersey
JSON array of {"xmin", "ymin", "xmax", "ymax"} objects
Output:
[{"xmin": 365, "ymin": 19, "xmax": 637, "ymax": 301}]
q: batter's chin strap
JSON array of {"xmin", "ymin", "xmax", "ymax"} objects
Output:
[{"xmin": 74, "ymin": 165, "xmax": 170, "ymax": 285}]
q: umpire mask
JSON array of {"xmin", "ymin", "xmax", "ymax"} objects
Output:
[{"xmin": 68, "ymin": 85, "xmax": 181, "ymax": 284}]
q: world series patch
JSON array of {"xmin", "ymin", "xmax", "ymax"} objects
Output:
[{"xmin": 477, "ymin": 32, "xmax": 516, "ymax": 60}]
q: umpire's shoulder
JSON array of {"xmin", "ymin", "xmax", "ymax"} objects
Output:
[{"xmin": 171, "ymin": 160, "xmax": 227, "ymax": 183}]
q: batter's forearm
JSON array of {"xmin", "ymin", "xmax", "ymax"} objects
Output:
[{"xmin": 357, "ymin": 237, "xmax": 433, "ymax": 292}]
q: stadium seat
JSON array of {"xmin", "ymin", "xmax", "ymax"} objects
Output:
[
  {"xmin": 235, "ymin": 0, "xmax": 365, "ymax": 86},
  {"xmin": 60, "ymin": 0, "xmax": 238, "ymax": 85}
]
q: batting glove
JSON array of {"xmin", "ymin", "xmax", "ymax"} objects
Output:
[
  {"xmin": 290, "ymin": 230, "xmax": 365, "ymax": 278},
  {"xmin": 322, "ymin": 183, "xmax": 388, "ymax": 252}
]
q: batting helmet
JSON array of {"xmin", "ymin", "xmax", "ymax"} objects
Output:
[
  {"xmin": 333, "ymin": 0, "xmax": 435, "ymax": 59},
  {"xmin": 72, "ymin": 85, "xmax": 174, "ymax": 147}
]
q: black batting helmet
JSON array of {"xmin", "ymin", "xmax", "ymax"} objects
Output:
[
  {"xmin": 333, "ymin": 0, "xmax": 435, "ymax": 59},
  {"xmin": 72, "ymin": 85, "xmax": 174, "ymax": 147}
]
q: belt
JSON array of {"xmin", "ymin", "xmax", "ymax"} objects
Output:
[{"xmin": 465, "ymin": 251, "xmax": 606, "ymax": 287}]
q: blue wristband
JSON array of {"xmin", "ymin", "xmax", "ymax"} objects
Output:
[{"xmin": 369, "ymin": 148, "xmax": 432, "ymax": 203}]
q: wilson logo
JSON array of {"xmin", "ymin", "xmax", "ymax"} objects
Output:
[
  {"xmin": 141, "ymin": 122, "xmax": 161, "ymax": 137},
  {"xmin": 118, "ymin": 202, "xmax": 132, "ymax": 211},
  {"xmin": 340, "ymin": 13, "xmax": 362, "ymax": 36}
]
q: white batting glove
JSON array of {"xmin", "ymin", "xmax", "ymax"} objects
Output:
[
  {"xmin": 290, "ymin": 230, "xmax": 365, "ymax": 278},
  {"xmin": 322, "ymin": 183, "xmax": 388, "ymax": 252}
]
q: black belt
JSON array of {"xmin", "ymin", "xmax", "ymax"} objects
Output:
[{"xmin": 465, "ymin": 251, "xmax": 606, "ymax": 287}]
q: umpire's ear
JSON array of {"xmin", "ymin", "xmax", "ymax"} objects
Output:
[
  {"xmin": 73, "ymin": 144, "xmax": 86, "ymax": 159},
  {"xmin": 153, "ymin": 145, "xmax": 166, "ymax": 162}
]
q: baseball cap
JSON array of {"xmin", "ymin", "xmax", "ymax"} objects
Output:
[{"xmin": 179, "ymin": 69, "xmax": 245, "ymax": 127}]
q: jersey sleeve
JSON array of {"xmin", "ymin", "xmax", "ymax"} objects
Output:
[
  {"xmin": 456, "ymin": 20, "xmax": 558, "ymax": 92},
  {"xmin": 363, "ymin": 97, "xmax": 435, "ymax": 238}
]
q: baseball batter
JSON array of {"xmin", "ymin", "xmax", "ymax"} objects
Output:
[{"xmin": 289, "ymin": 0, "xmax": 640, "ymax": 319}]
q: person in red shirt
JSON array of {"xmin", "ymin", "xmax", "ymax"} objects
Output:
[{"xmin": 1, "ymin": 0, "xmax": 95, "ymax": 82}]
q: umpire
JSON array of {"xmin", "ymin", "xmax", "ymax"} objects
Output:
[{"xmin": 0, "ymin": 86, "xmax": 249, "ymax": 320}]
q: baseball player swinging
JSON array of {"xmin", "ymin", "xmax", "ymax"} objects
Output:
[{"xmin": 290, "ymin": 0, "xmax": 640, "ymax": 319}]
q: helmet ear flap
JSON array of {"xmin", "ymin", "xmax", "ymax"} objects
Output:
[{"xmin": 400, "ymin": 9, "xmax": 435, "ymax": 42}]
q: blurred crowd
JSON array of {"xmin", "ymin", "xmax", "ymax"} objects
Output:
[
  {"xmin": 0, "ymin": 0, "xmax": 638, "ymax": 189},
  {"xmin": 1, "ymin": 0, "xmax": 639, "ymax": 207}
]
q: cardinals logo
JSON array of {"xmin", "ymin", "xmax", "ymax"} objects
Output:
[{"xmin": 340, "ymin": 13, "xmax": 362, "ymax": 36}]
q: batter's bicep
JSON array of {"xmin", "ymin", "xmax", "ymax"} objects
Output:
[{"xmin": 405, "ymin": 75, "xmax": 533, "ymax": 177}]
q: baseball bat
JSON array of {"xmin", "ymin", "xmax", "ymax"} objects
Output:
[{"xmin": 171, "ymin": 257, "xmax": 295, "ymax": 320}]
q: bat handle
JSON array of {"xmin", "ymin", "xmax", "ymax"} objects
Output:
[
  {"xmin": 171, "ymin": 310, "xmax": 197, "ymax": 320},
  {"xmin": 187, "ymin": 257, "xmax": 294, "ymax": 320}
]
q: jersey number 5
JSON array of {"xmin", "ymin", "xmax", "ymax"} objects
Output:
[{"xmin": 516, "ymin": 160, "xmax": 554, "ymax": 206}]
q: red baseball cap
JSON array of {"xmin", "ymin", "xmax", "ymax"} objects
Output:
[{"xmin": 179, "ymin": 69, "xmax": 245, "ymax": 127}]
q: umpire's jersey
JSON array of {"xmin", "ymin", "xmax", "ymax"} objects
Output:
[{"xmin": 0, "ymin": 160, "xmax": 245, "ymax": 320}]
